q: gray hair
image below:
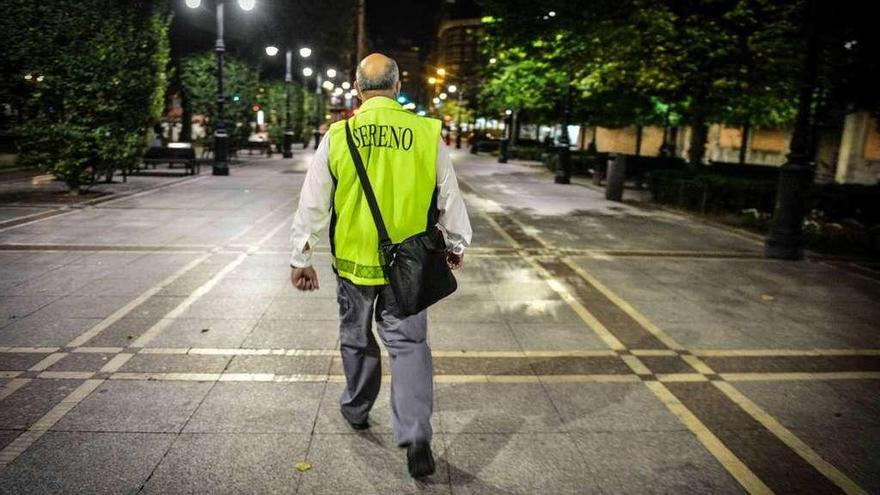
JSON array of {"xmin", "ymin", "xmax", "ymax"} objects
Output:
[{"xmin": 356, "ymin": 58, "xmax": 399, "ymax": 91}]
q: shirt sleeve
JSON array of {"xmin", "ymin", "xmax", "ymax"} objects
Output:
[
  {"xmin": 289, "ymin": 133, "xmax": 334, "ymax": 267},
  {"xmin": 435, "ymin": 139, "xmax": 472, "ymax": 254}
]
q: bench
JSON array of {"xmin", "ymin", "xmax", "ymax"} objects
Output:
[
  {"xmin": 593, "ymin": 154, "xmax": 685, "ymax": 188},
  {"xmin": 127, "ymin": 145, "xmax": 198, "ymax": 182},
  {"xmin": 243, "ymin": 141, "xmax": 272, "ymax": 156}
]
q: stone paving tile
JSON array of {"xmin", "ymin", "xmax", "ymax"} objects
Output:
[
  {"xmin": 571, "ymin": 431, "xmax": 743, "ymax": 494},
  {"xmin": 53, "ymin": 380, "xmax": 213, "ymax": 433},
  {"xmin": 0, "ymin": 431, "xmax": 175, "ymax": 495},
  {"xmin": 314, "ymin": 382, "xmax": 406, "ymax": 434},
  {"xmin": 297, "ymin": 433, "xmax": 451, "ymax": 494},
  {"xmin": 429, "ymin": 300, "xmax": 505, "ymax": 323},
  {"xmin": 240, "ymin": 318, "xmax": 339, "ymax": 349},
  {"xmin": 432, "ymin": 357, "xmax": 535, "ymax": 376},
  {"xmin": 733, "ymin": 380, "xmax": 880, "ymax": 430},
  {"xmin": 178, "ymin": 296, "xmax": 273, "ymax": 320},
  {"xmin": 638, "ymin": 355, "xmax": 698, "ymax": 374},
  {"xmin": 436, "ymin": 382, "xmax": 564, "ymax": 434},
  {"xmin": 38, "ymin": 295, "xmax": 134, "ymax": 319},
  {"xmin": 261, "ymin": 298, "xmax": 341, "ymax": 320},
  {"xmin": 118, "ymin": 354, "xmax": 232, "ymax": 374},
  {"xmin": 429, "ymin": 323, "xmax": 522, "ymax": 351},
  {"xmin": 507, "ymin": 323, "xmax": 609, "ymax": 350},
  {"xmin": 47, "ymin": 352, "xmax": 114, "ymax": 372},
  {"xmin": 85, "ymin": 317, "xmax": 158, "ymax": 347},
  {"xmin": 0, "ymin": 295, "xmax": 59, "ymax": 324},
  {"xmin": 184, "ymin": 382, "xmax": 324, "ymax": 433},
  {"xmin": 0, "ymin": 429, "xmax": 21, "ymax": 450},
  {"xmin": 787, "ymin": 426, "xmax": 880, "ymax": 494},
  {"xmin": 496, "ymin": 299, "xmax": 584, "ymax": 326},
  {"xmin": 0, "ymin": 379, "xmax": 84, "ymax": 430},
  {"xmin": 445, "ymin": 432, "xmax": 601, "ymax": 494},
  {"xmin": 140, "ymin": 433, "xmax": 309, "ymax": 495},
  {"xmin": 0, "ymin": 315, "xmax": 102, "ymax": 347},
  {"xmin": 543, "ymin": 382, "xmax": 686, "ymax": 433},
  {"xmin": 528, "ymin": 355, "xmax": 631, "ymax": 375},
  {"xmin": 0, "ymin": 353, "xmax": 49, "ymax": 371},
  {"xmin": 145, "ymin": 317, "xmax": 259, "ymax": 348},
  {"xmin": 225, "ymin": 355, "xmax": 333, "ymax": 375}
]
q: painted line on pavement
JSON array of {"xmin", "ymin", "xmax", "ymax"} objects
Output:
[
  {"xmin": 714, "ymin": 380, "xmax": 868, "ymax": 495},
  {"xmin": 0, "ymin": 378, "xmax": 30, "ymax": 401},
  {"xmin": 644, "ymin": 381, "xmax": 773, "ymax": 495},
  {"xmin": 27, "ymin": 353, "xmax": 67, "ymax": 372},
  {"xmin": 66, "ymin": 251, "xmax": 216, "ymax": 347},
  {"xmin": 723, "ymin": 371, "xmax": 880, "ymax": 382},
  {"xmin": 130, "ymin": 212, "xmax": 293, "ymax": 348},
  {"xmin": 0, "ymin": 379, "xmax": 103, "ymax": 468}
]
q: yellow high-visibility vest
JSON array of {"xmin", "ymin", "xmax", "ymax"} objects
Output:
[{"xmin": 327, "ymin": 96, "xmax": 441, "ymax": 285}]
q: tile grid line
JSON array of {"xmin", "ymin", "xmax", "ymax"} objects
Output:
[
  {"xmin": 472, "ymin": 200, "xmax": 869, "ymax": 495},
  {"xmin": 0, "ymin": 201, "xmax": 297, "ymax": 472}
]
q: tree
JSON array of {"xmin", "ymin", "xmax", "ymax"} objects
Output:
[
  {"xmin": 1, "ymin": 0, "xmax": 171, "ymax": 192},
  {"xmin": 181, "ymin": 52, "xmax": 259, "ymax": 150},
  {"xmin": 477, "ymin": 0, "xmax": 805, "ymax": 165}
]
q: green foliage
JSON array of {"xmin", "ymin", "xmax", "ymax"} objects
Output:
[
  {"xmin": 257, "ymin": 79, "xmax": 308, "ymax": 149},
  {"xmin": 478, "ymin": 0, "xmax": 804, "ymax": 135},
  {"xmin": 181, "ymin": 52, "xmax": 259, "ymax": 149},
  {"xmin": 2, "ymin": 0, "xmax": 171, "ymax": 191}
]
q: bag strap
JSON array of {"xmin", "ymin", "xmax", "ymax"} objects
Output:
[{"xmin": 344, "ymin": 119, "xmax": 391, "ymax": 246}]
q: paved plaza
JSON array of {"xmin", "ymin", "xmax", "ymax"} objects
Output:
[{"xmin": 0, "ymin": 149, "xmax": 877, "ymax": 494}]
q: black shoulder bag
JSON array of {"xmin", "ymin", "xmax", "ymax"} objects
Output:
[{"xmin": 344, "ymin": 119, "xmax": 457, "ymax": 316}]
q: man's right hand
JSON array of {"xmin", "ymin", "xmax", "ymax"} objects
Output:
[
  {"xmin": 446, "ymin": 251, "xmax": 464, "ymax": 270},
  {"xmin": 291, "ymin": 266, "xmax": 319, "ymax": 291}
]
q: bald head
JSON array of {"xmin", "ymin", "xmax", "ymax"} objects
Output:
[{"xmin": 355, "ymin": 53, "xmax": 400, "ymax": 100}]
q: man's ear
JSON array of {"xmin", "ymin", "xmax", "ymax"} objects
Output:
[
  {"xmin": 354, "ymin": 81, "xmax": 364, "ymax": 102},
  {"xmin": 394, "ymin": 80, "xmax": 401, "ymax": 97}
]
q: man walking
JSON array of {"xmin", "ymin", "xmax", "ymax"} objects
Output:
[{"xmin": 289, "ymin": 53, "xmax": 472, "ymax": 478}]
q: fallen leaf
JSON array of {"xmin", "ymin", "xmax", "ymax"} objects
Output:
[
  {"xmin": 760, "ymin": 294, "xmax": 775, "ymax": 302},
  {"xmin": 295, "ymin": 462, "xmax": 312, "ymax": 473},
  {"xmin": 201, "ymin": 328, "xmax": 210, "ymax": 333}
]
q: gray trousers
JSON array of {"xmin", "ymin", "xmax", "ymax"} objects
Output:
[{"xmin": 335, "ymin": 275, "xmax": 433, "ymax": 446}]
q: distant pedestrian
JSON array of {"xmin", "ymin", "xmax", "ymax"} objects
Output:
[{"xmin": 289, "ymin": 53, "xmax": 472, "ymax": 478}]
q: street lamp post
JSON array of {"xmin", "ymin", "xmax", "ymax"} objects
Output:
[
  {"xmin": 554, "ymin": 70, "xmax": 574, "ymax": 184},
  {"xmin": 212, "ymin": 0, "xmax": 229, "ymax": 175},
  {"xmin": 764, "ymin": 0, "xmax": 820, "ymax": 260},
  {"xmin": 313, "ymin": 74, "xmax": 323, "ymax": 150},
  {"xmin": 499, "ymin": 110, "xmax": 512, "ymax": 163},
  {"xmin": 186, "ymin": 0, "xmax": 255, "ymax": 176},
  {"xmin": 282, "ymin": 49, "xmax": 293, "ymax": 158}
]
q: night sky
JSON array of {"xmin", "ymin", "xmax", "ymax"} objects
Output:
[{"xmin": 170, "ymin": 0, "xmax": 461, "ymax": 82}]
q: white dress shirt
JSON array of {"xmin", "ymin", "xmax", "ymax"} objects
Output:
[{"xmin": 289, "ymin": 133, "xmax": 472, "ymax": 267}]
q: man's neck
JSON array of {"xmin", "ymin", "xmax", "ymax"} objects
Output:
[{"xmin": 361, "ymin": 91, "xmax": 396, "ymax": 101}]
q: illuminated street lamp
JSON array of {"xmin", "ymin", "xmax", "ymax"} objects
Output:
[
  {"xmin": 265, "ymin": 45, "xmax": 294, "ymax": 157},
  {"xmin": 186, "ymin": 0, "xmax": 256, "ymax": 176},
  {"xmin": 326, "ymin": 68, "xmax": 337, "ymax": 78},
  {"xmin": 448, "ymin": 85, "xmax": 457, "ymax": 94},
  {"xmin": 342, "ymin": 81, "xmax": 351, "ymax": 90},
  {"xmin": 436, "ymin": 68, "xmax": 446, "ymax": 77},
  {"xmin": 302, "ymin": 67, "xmax": 313, "ymax": 77},
  {"xmin": 299, "ymin": 47, "xmax": 311, "ymax": 58}
]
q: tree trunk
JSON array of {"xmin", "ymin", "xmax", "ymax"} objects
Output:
[
  {"xmin": 635, "ymin": 125, "xmax": 643, "ymax": 156},
  {"xmin": 689, "ymin": 110, "xmax": 708, "ymax": 167},
  {"xmin": 739, "ymin": 122, "xmax": 750, "ymax": 165}
]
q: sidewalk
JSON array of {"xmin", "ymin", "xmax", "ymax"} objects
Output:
[{"xmin": 0, "ymin": 149, "xmax": 877, "ymax": 494}]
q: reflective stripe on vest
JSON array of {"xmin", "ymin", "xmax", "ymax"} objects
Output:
[{"xmin": 328, "ymin": 96, "xmax": 441, "ymax": 286}]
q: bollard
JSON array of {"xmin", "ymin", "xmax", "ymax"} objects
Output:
[
  {"xmin": 498, "ymin": 138, "xmax": 509, "ymax": 163},
  {"xmin": 591, "ymin": 154, "xmax": 604, "ymax": 186},
  {"xmin": 605, "ymin": 154, "xmax": 626, "ymax": 201},
  {"xmin": 554, "ymin": 145, "xmax": 571, "ymax": 184}
]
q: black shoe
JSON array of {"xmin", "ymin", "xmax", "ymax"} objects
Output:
[
  {"xmin": 341, "ymin": 410, "xmax": 370, "ymax": 430},
  {"xmin": 406, "ymin": 442, "xmax": 435, "ymax": 478}
]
